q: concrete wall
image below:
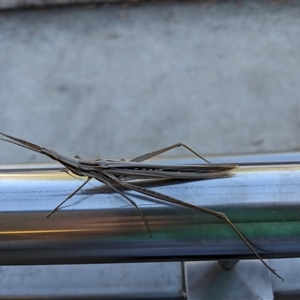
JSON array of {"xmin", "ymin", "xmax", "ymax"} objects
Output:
[{"xmin": 1, "ymin": 0, "xmax": 300, "ymax": 163}]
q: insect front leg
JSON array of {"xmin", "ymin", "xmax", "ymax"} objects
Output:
[{"xmin": 47, "ymin": 177, "xmax": 93, "ymax": 218}]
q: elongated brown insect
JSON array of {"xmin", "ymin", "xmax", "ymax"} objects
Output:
[{"xmin": 0, "ymin": 131, "xmax": 283, "ymax": 281}]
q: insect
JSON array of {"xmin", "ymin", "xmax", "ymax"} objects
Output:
[{"xmin": 0, "ymin": 131, "xmax": 283, "ymax": 281}]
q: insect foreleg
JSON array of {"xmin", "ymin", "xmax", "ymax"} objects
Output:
[{"xmin": 47, "ymin": 177, "xmax": 92, "ymax": 218}]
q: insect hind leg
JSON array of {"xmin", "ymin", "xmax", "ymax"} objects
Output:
[{"xmin": 130, "ymin": 142, "xmax": 210, "ymax": 163}]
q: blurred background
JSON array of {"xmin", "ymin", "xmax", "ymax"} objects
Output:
[{"xmin": 1, "ymin": 0, "xmax": 300, "ymax": 164}]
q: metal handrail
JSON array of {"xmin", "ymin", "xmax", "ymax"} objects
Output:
[{"xmin": 0, "ymin": 161, "xmax": 299, "ymax": 265}]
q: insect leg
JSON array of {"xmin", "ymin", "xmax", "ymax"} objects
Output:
[
  {"xmin": 107, "ymin": 174, "xmax": 283, "ymax": 281},
  {"xmin": 130, "ymin": 142, "xmax": 210, "ymax": 163},
  {"xmin": 96, "ymin": 177, "xmax": 152, "ymax": 238},
  {"xmin": 48, "ymin": 170, "xmax": 152, "ymax": 239},
  {"xmin": 83, "ymin": 171, "xmax": 151, "ymax": 237},
  {"xmin": 47, "ymin": 177, "xmax": 92, "ymax": 218}
]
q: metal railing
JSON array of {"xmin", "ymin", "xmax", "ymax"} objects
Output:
[{"xmin": 1, "ymin": 160, "xmax": 299, "ymax": 265}]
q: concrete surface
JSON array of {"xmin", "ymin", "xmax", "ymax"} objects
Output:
[
  {"xmin": 0, "ymin": 0, "xmax": 119, "ymax": 10},
  {"xmin": 1, "ymin": 0, "xmax": 300, "ymax": 164}
]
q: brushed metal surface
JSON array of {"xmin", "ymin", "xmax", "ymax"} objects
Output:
[{"xmin": 0, "ymin": 162, "xmax": 300, "ymax": 265}]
